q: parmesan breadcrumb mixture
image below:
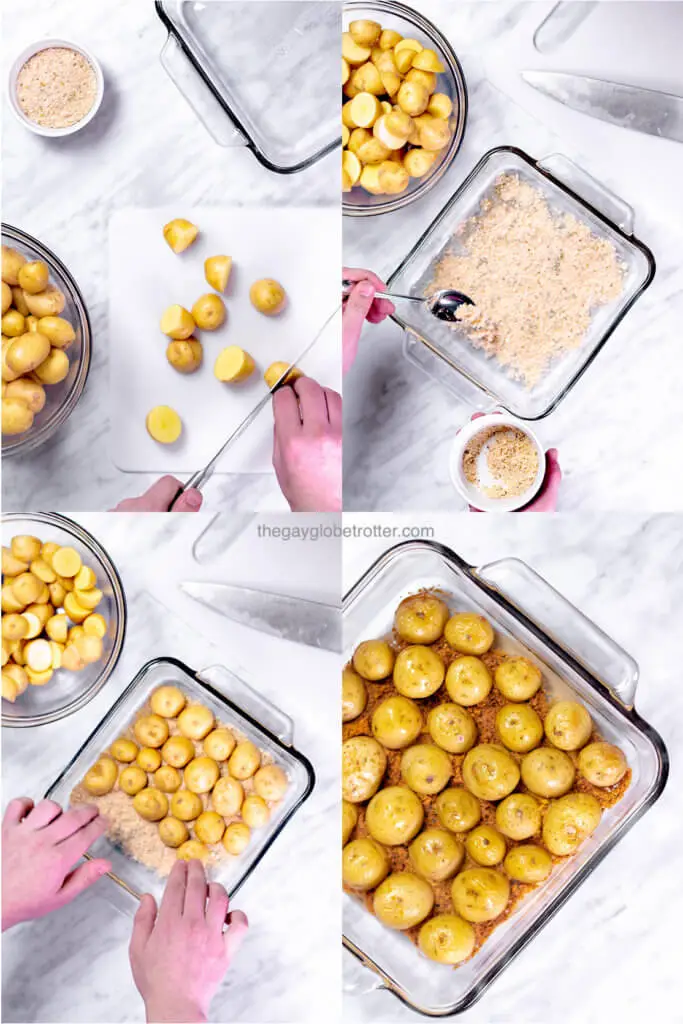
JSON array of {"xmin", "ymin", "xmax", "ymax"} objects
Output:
[
  {"xmin": 463, "ymin": 426, "xmax": 539, "ymax": 499},
  {"xmin": 16, "ymin": 47, "xmax": 97, "ymax": 128},
  {"xmin": 430, "ymin": 174, "xmax": 625, "ymax": 387}
]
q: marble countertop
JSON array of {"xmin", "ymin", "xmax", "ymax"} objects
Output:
[
  {"xmin": 342, "ymin": 512, "xmax": 683, "ymax": 1024},
  {"xmin": 1, "ymin": 512, "xmax": 341, "ymax": 1023},
  {"xmin": 343, "ymin": 1, "xmax": 683, "ymax": 512},
  {"xmin": 2, "ymin": 0, "xmax": 336, "ymax": 514}
]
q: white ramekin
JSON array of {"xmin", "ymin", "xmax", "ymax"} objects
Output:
[
  {"xmin": 7, "ymin": 38, "xmax": 104, "ymax": 138},
  {"xmin": 450, "ymin": 412, "xmax": 546, "ymax": 512}
]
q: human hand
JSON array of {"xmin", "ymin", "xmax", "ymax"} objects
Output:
[
  {"xmin": 111, "ymin": 476, "xmax": 203, "ymax": 513},
  {"xmin": 342, "ymin": 267, "xmax": 395, "ymax": 374},
  {"xmin": 130, "ymin": 859, "xmax": 249, "ymax": 1024},
  {"xmin": 2, "ymin": 798, "xmax": 111, "ymax": 931},
  {"xmin": 272, "ymin": 376, "xmax": 342, "ymax": 512}
]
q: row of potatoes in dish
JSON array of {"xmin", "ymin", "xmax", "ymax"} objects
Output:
[{"xmin": 2, "ymin": 245, "xmax": 77, "ymax": 437}]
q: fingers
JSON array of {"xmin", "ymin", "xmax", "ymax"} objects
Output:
[
  {"xmin": 342, "ymin": 281, "xmax": 375, "ymax": 375},
  {"xmin": 183, "ymin": 859, "xmax": 208, "ymax": 920},
  {"xmin": 47, "ymin": 804, "xmax": 99, "ymax": 843},
  {"xmin": 23, "ymin": 799, "xmax": 63, "ymax": 830},
  {"xmin": 205, "ymin": 882, "xmax": 230, "ymax": 935},
  {"xmin": 58, "ymin": 857, "xmax": 111, "ymax": 904},
  {"xmin": 171, "ymin": 488, "xmax": 203, "ymax": 513},
  {"xmin": 534, "ymin": 448, "xmax": 562, "ymax": 511},
  {"xmin": 57, "ymin": 814, "xmax": 108, "ymax": 864},
  {"xmin": 343, "ymin": 267, "xmax": 387, "ymax": 294},
  {"xmin": 272, "ymin": 386, "xmax": 302, "ymax": 437},
  {"xmin": 324, "ymin": 388, "xmax": 342, "ymax": 430},
  {"xmin": 3, "ymin": 797, "xmax": 34, "ymax": 826},
  {"xmin": 141, "ymin": 476, "xmax": 184, "ymax": 511},
  {"xmin": 223, "ymin": 909, "xmax": 249, "ymax": 961},
  {"xmin": 294, "ymin": 377, "xmax": 329, "ymax": 430},
  {"xmin": 130, "ymin": 893, "xmax": 158, "ymax": 959},
  {"xmin": 159, "ymin": 860, "xmax": 188, "ymax": 924}
]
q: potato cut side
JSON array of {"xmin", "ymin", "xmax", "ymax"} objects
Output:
[
  {"xmin": 214, "ymin": 347, "xmax": 256, "ymax": 383},
  {"xmin": 146, "ymin": 405, "xmax": 183, "ymax": 444},
  {"xmin": 84, "ymin": 613, "xmax": 107, "ymax": 639},
  {"xmin": 73, "ymin": 565, "xmax": 97, "ymax": 591},
  {"xmin": 349, "ymin": 92, "xmax": 381, "ymax": 129},
  {"xmin": 204, "ymin": 255, "xmax": 232, "ymax": 293},
  {"xmin": 74, "ymin": 587, "xmax": 103, "ymax": 611},
  {"xmin": 25, "ymin": 638, "xmax": 53, "ymax": 672},
  {"xmin": 342, "ymin": 32, "xmax": 372, "ymax": 65},
  {"xmin": 163, "ymin": 219, "xmax": 199, "ymax": 254},
  {"xmin": 26, "ymin": 666, "xmax": 54, "ymax": 685},
  {"xmin": 52, "ymin": 546, "xmax": 82, "ymax": 578},
  {"xmin": 46, "ymin": 614, "xmax": 68, "ymax": 643},
  {"xmin": 160, "ymin": 305, "xmax": 195, "ymax": 340},
  {"xmin": 264, "ymin": 362, "xmax": 303, "ymax": 389}
]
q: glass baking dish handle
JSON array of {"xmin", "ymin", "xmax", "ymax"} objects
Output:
[
  {"xmin": 402, "ymin": 328, "xmax": 495, "ymax": 412},
  {"xmin": 198, "ymin": 664, "xmax": 294, "ymax": 745},
  {"xmin": 160, "ymin": 35, "xmax": 247, "ymax": 148},
  {"xmin": 538, "ymin": 153, "xmax": 635, "ymax": 234},
  {"xmin": 475, "ymin": 557, "xmax": 639, "ymax": 708}
]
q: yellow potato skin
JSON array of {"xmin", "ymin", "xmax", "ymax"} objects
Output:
[
  {"xmin": 263, "ymin": 362, "xmax": 303, "ymax": 389},
  {"xmin": 214, "ymin": 346, "xmax": 255, "ymax": 383},
  {"xmin": 249, "ymin": 279, "xmax": 287, "ymax": 316},
  {"xmin": 163, "ymin": 219, "xmax": 199, "ymax": 254}
]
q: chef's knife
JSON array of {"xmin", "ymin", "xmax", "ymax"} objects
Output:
[
  {"xmin": 170, "ymin": 304, "xmax": 340, "ymax": 507},
  {"xmin": 522, "ymin": 71, "xmax": 683, "ymax": 143},
  {"xmin": 181, "ymin": 581, "xmax": 341, "ymax": 652}
]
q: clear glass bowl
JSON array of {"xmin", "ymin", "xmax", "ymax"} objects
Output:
[
  {"xmin": 343, "ymin": 0, "xmax": 468, "ymax": 217},
  {"xmin": 2, "ymin": 513, "xmax": 126, "ymax": 728},
  {"xmin": 2, "ymin": 225, "xmax": 91, "ymax": 456}
]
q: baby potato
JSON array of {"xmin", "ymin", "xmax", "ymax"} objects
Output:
[
  {"xmin": 342, "ymin": 57, "xmax": 350, "ymax": 86},
  {"xmin": 349, "ymin": 19, "xmax": 381, "ymax": 48},
  {"xmin": 228, "ymin": 740, "xmax": 261, "ymax": 780},
  {"xmin": 160, "ymin": 304, "xmax": 195, "ymax": 340},
  {"xmin": 137, "ymin": 747, "xmax": 162, "ymax": 773},
  {"xmin": 17, "ymin": 260, "xmax": 49, "ymax": 295},
  {"xmin": 2, "ymin": 614, "xmax": 29, "ymax": 640},
  {"xmin": 444, "ymin": 612, "xmax": 494, "ymax": 655},
  {"xmin": 150, "ymin": 684, "xmax": 186, "ymax": 718},
  {"xmin": 74, "ymin": 634, "xmax": 103, "ymax": 665},
  {"xmin": 428, "ymin": 92, "xmax": 453, "ymax": 119},
  {"xmin": 409, "ymin": 828, "xmax": 464, "ymax": 883},
  {"xmin": 34, "ymin": 348, "xmax": 70, "ymax": 385},
  {"xmin": 7, "ymin": 332, "xmax": 51, "ymax": 374},
  {"xmin": 342, "ymin": 149, "xmax": 362, "ymax": 186},
  {"xmin": 403, "ymin": 146, "xmax": 438, "ymax": 177},
  {"xmin": 184, "ymin": 755, "xmax": 220, "ymax": 794},
  {"xmin": 162, "ymin": 735, "xmax": 195, "ymax": 768},
  {"xmin": 544, "ymin": 700, "xmax": 593, "ymax": 751},
  {"xmin": 412, "ymin": 48, "xmax": 445, "ymax": 73},
  {"xmin": 177, "ymin": 703, "xmax": 214, "ymax": 740},
  {"xmin": 158, "ymin": 816, "xmax": 189, "ymax": 848},
  {"xmin": 415, "ymin": 115, "xmax": 451, "ymax": 152},
  {"xmin": 203, "ymin": 727, "xmax": 236, "ymax": 762},
  {"xmin": 83, "ymin": 757, "xmax": 118, "ymax": 795},
  {"xmin": 366, "ymin": 785, "xmax": 424, "ymax": 845},
  {"xmin": 204, "ymin": 255, "xmax": 232, "ymax": 293},
  {"xmin": 352, "ymin": 639, "xmax": 394, "ymax": 681},
  {"xmin": 2, "ymin": 310, "xmax": 26, "ymax": 337},
  {"xmin": 11, "ymin": 286, "xmax": 30, "ymax": 316},
  {"xmin": 5, "ymin": 378, "xmax": 46, "ymax": 413},
  {"xmin": 170, "ymin": 788, "xmax": 203, "ymax": 821},
  {"xmin": 24, "ymin": 285, "xmax": 65, "ymax": 318},
  {"xmin": 380, "ymin": 70, "xmax": 401, "ymax": 97},
  {"xmin": 3, "ymin": 662, "xmax": 29, "ymax": 697},
  {"xmin": 357, "ymin": 136, "xmax": 391, "ymax": 165},
  {"xmin": 343, "ymin": 800, "xmax": 358, "ymax": 845},
  {"xmin": 401, "ymin": 743, "xmax": 452, "ymax": 795},
  {"xmin": 341, "ymin": 124, "xmax": 349, "ymax": 147},
  {"xmin": 3, "ymin": 545, "xmax": 29, "ymax": 575},
  {"xmin": 2, "ymin": 672, "xmax": 18, "ymax": 702},
  {"xmin": 495, "ymin": 657, "xmax": 542, "ymax": 701},
  {"xmin": 63, "ymin": 593, "xmax": 88, "ymax": 623},
  {"xmin": 2, "ymin": 340, "xmax": 20, "ymax": 383},
  {"xmin": 342, "ymin": 99, "xmax": 357, "ymax": 129},
  {"xmin": 451, "ymin": 868, "xmax": 509, "ymax": 924},
  {"xmin": 74, "ymin": 587, "xmax": 102, "ymax": 610},
  {"xmin": 385, "ymin": 109, "xmax": 413, "ymax": 142},
  {"xmin": 504, "ymin": 844, "xmax": 552, "ymax": 883},
  {"xmin": 211, "ymin": 776, "xmax": 244, "ymax": 817},
  {"xmin": 22, "ymin": 612, "xmax": 43, "ymax": 640},
  {"xmin": 110, "ymin": 737, "xmax": 139, "ymax": 763},
  {"xmin": 253, "ymin": 764, "xmax": 288, "ymax": 803},
  {"xmin": 26, "ymin": 666, "xmax": 53, "ymax": 685},
  {"xmin": 394, "ymin": 47, "xmax": 417, "ymax": 74},
  {"xmin": 176, "ymin": 839, "xmax": 208, "ymax": 862},
  {"xmin": 466, "ymin": 826, "xmax": 506, "ymax": 867},
  {"xmin": 242, "ymin": 794, "xmax": 270, "ymax": 828},
  {"xmin": 195, "ymin": 810, "xmax": 226, "ymax": 844},
  {"xmin": 263, "ymin": 361, "xmax": 303, "ymax": 390},
  {"xmin": 249, "ymin": 278, "xmax": 287, "ymax": 316},
  {"xmin": 48, "ymin": 581, "xmax": 66, "ymax": 606},
  {"xmin": 462, "ymin": 743, "xmax": 520, "ymax": 801},
  {"xmin": 578, "ymin": 741, "xmax": 627, "ymax": 788},
  {"xmin": 166, "ymin": 338, "xmax": 203, "ymax": 374},
  {"xmin": 2, "ymin": 246, "xmax": 27, "ymax": 286},
  {"xmin": 380, "ymin": 28, "xmax": 402, "ymax": 50},
  {"xmin": 214, "ymin": 346, "xmax": 255, "ymax": 383},
  {"xmin": 372, "ymin": 695, "xmax": 422, "ymax": 749},
  {"xmin": 1, "ymin": 281, "xmax": 11, "ymax": 314},
  {"xmin": 343, "ymin": 837, "xmax": 389, "ymax": 891},
  {"xmin": 418, "ymin": 914, "xmax": 476, "ymax": 965},
  {"xmin": 2, "ymin": 399, "xmax": 34, "ymax": 435},
  {"xmin": 163, "ymin": 218, "xmax": 199, "ymax": 254},
  {"xmin": 435, "ymin": 786, "xmax": 481, "ymax": 833},
  {"xmin": 222, "ymin": 821, "xmax": 250, "ymax": 855},
  {"xmin": 61, "ymin": 643, "xmax": 84, "ymax": 671},
  {"xmin": 146, "ymin": 405, "xmax": 182, "ymax": 444},
  {"xmin": 120, "ymin": 765, "xmax": 148, "ymax": 796},
  {"xmin": 154, "ymin": 765, "xmax": 182, "ymax": 792},
  {"xmin": 394, "ymin": 593, "xmax": 449, "ymax": 644},
  {"xmin": 2, "ymin": 584, "xmax": 25, "ymax": 613},
  {"xmin": 73, "ymin": 565, "xmax": 96, "ymax": 590},
  {"xmin": 373, "ymin": 872, "xmax": 434, "ymax": 930},
  {"xmin": 373, "ymin": 114, "xmax": 407, "ymax": 150},
  {"xmin": 343, "ymin": 666, "xmax": 367, "ymax": 723},
  {"xmin": 134, "ymin": 714, "xmax": 170, "ymax": 748},
  {"xmin": 11, "ymin": 572, "xmax": 43, "ymax": 605},
  {"xmin": 44, "ymin": 610, "xmax": 68, "ymax": 638},
  {"xmin": 191, "ymin": 293, "xmax": 226, "ymax": 331},
  {"xmin": 83, "ymin": 613, "xmax": 107, "ymax": 639},
  {"xmin": 542, "ymin": 793, "xmax": 602, "ymax": 856},
  {"xmin": 342, "ymin": 32, "xmax": 372, "ymax": 66},
  {"xmin": 347, "ymin": 127, "xmax": 371, "ymax": 155},
  {"xmin": 37, "ymin": 316, "xmax": 76, "ymax": 348},
  {"xmin": 26, "ymin": 315, "xmax": 39, "ymax": 332},
  {"xmin": 349, "ymin": 63, "xmax": 383, "ymax": 98},
  {"xmin": 378, "ymin": 160, "xmax": 410, "ymax": 195},
  {"xmin": 133, "ymin": 787, "xmax": 169, "ymax": 822},
  {"xmin": 427, "ymin": 702, "xmax": 479, "ymax": 755},
  {"xmin": 405, "ymin": 67, "xmax": 437, "ymax": 94}
]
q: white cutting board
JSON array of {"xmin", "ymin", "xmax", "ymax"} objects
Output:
[{"xmin": 109, "ymin": 207, "xmax": 341, "ymax": 474}]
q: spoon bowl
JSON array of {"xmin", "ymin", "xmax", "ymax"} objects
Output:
[{"xmin": 342, "ymin": 279, "xmax": 473, "ymax": 322}]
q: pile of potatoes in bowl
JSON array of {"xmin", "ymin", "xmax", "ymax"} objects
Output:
[
  {"xmin": 342, "ymin": 19, "xmax": 455, "ymax": 196},
  {"xmin": 2, "ymin": 246, "xmax": 76, "ymax": 437},
  {"xmin": 147, "ymin": 219, "xmax": 298, "ymax": 445}
]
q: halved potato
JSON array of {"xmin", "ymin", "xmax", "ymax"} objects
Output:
[
  {"xmin": 160, "ymin": 305, "xmax": 195, "ymax": 340},
  {"xmin": 163, "ymin": 219, "xmax": 199, "ymax": 254},
  {"xmin": 349, "ymin": 19, "xmax": 381, "ymax": 48},
  {"xmin": 204, "ymin": 256, "xmax": 232, "ymax": 293},
  {"xmin": 412, "ymin": 48, "xmax": 445, "ymax": 73},
  {"xmin": 264, "ymin": 362, "xmax": 303, "ymax": 389},
  {"xmin": 342, "ymin": 32, "xmax": 372, "ymax": 65},
  {"xmin": 349, "ymin": 92, "xmax": 382, "ymax": 129},
  {"xmin": 146, "ymin": 405, "xmax": 183, "ymax": 444},
  {"xmin": 214, "ymin": 346, "xmax": 255, "ymax": 383}
]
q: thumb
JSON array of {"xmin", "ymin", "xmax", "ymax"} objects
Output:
[
  {"xmin": 540, "ymin": 448, "xmax": 562, "ymax": 505},
  {"xmin": 342, "ymin": 281, "xmax": 375, "ymax": 374},
  {"xmin": 223, "ymin": 910, "xmax": 249, "ymax": 961},
  {"xmin": 58, "ymin": 857, "xmax": 111, "ymax": 904},
  {"xmin": 171, "ymin": 487, "xmax": 203, "ymax": 512},
  {"xmin": 130, "ymin": 894, "xmax": 158, "ymax": 960}
]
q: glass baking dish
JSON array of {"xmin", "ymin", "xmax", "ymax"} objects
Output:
[
  {"xmin": 342, "ymin": 540, "xmax": 668, "ymax": 1017},
  {"xmin": 342, "ymin": 0, "xmax": 468, "ymax": 217},
  {"xmin": 155, "ymin": 0, "xmax": 340, "ymax": 173},
  {"xmin": 45, "ymin": 657, "xmax": 315, "ymax": 910},
  {"xmin": 388, "ymin": 146, "xmax": 655, "ymax": 420}
]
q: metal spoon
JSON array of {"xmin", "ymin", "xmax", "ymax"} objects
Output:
[{"xmin": 342, "ymin": 279, "xmax": 473, "ymax": 323}]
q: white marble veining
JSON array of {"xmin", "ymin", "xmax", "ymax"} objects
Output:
[
  {"xmin": 343, "ymin": 1, "xmax": 683, "ymax": 511},
  {"xmin": 342, "ymin": 513, "xmax": 683, "ymax": 1024},
  {"xmin": 2, "ymin": 512, "xmax": 341, "ymax": 1023},
  {"xmin": 1, "ymin": 0, "xmax": 337, "ymax": 513}
]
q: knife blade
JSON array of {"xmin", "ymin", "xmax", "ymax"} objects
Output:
[
  {"xmin": 171, "ymin": 304, "xmax": 340, "ymax": 505},
  {"xmin": 522, "ymin": 71, "xmax": 683, "ymax": 143},
  {"xmin": 181, "ymin": 582, "xmax": 341, "ymax": 652}
]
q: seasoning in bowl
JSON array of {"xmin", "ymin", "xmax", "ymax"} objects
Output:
[
  {"xmin": 16, "ymin": 46, "xmax": 98, "ymax": 129},
  {"xmin": 462, "ymin": 425, "xmax": 539, "ymax": 501}
]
